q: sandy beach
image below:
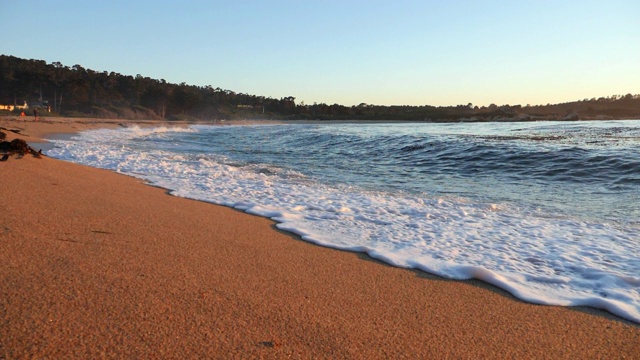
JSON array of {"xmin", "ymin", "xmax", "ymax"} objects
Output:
[{"xmin": 1, "ymin": 116, "xmax": 638, "ymax": 359}]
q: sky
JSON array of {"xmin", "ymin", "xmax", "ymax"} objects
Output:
[{"xmin": 1, "ymin": 0, "xmax": 638, "ymax": 107}]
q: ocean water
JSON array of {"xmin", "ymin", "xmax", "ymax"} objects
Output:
[{"xmin": 48, "ymin": 120, "xmax": 640, "ymax": 323}]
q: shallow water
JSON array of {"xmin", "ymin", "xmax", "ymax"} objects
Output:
[{"xmin": 48, "ymin": 120, "xmax": 640, "ymax": 323}]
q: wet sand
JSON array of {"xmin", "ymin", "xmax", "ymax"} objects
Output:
[{"xmin": 1, "ymin": 116, "xmax": 638, "ymax": 358}]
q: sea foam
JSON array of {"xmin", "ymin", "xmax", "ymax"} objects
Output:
[{"xmin": 48, "ymin": 123, "xmax": 640, "ymax": 323}]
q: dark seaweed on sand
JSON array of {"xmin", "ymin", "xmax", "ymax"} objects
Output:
[{"xmin": 0, "ymin": 135, "xmax": 43, "ymax": 161}]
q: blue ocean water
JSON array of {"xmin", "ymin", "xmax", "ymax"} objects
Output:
[{"xmin": 49, "ymin": 120, "xmax": 640, "ymax": 323}]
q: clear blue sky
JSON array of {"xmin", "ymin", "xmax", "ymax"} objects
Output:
[{"xmin": 2, "ymin": 0, "xmax": 638, "ymax": 107}]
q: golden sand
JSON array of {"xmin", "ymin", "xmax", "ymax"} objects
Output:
[{"xmin": 1, "ymin": 116, "xmax": 638, "ymax": 358}]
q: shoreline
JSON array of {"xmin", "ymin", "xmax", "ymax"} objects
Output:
[{"xmin": 1, "ymin": 117, "xmax": 639, "ymax": 358}]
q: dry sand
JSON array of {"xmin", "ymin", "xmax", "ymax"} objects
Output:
[{"xmin": 1, "ymin": 117, "xmax": 638, "ymax": 359}]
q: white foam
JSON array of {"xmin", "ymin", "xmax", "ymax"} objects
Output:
[{"xmin": 47, "ymin": 126, "xmax": 640, "ymax": 323}]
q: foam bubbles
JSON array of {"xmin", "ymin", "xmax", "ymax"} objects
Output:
[{"xmin": 47, "ymin": 125, "xmax": 640, "ymax": 323}]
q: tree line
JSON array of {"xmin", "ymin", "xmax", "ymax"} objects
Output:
[{"xmin": 1, "ymin": 55, "xmax": 639, "ymax": 121}]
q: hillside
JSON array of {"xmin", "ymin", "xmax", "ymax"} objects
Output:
[{"xmin": 1, "ymin": 55, "xmax": 639, "ymax": 121}]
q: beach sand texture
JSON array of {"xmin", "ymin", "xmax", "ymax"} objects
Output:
[{"xmin": 1, "ymin": 117, "xmax": 638, "ymax": 358}]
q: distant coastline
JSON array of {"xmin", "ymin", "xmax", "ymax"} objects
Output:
[{"xmin": 2, "ymin": 55, "xmax": 639, "ymax": 122}]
